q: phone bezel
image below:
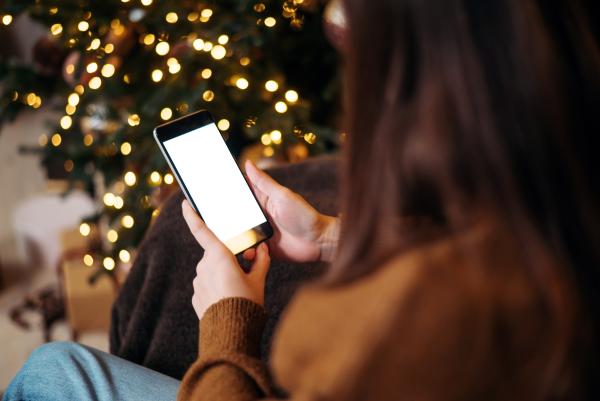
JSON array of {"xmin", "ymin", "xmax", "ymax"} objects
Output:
[{"xmin": 153, "ymin": 109, "xmax": 273, "ymax": 254}]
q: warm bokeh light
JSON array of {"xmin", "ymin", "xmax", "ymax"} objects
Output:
[
  {"xmin": 265, "ymin": 80, "xmax": 278, "ymax": 92},
  {"xmin": 264, "ymin": 17, "xmax": 277, "ymax": 27},
  {"xmin": 211, "ymin": 45, "xmax": 226, "ymax": 60},
  {"xmin": 107, "ymin": 229, "xmax": 118, "ymax": 243},
  {"xmin": 164, "ymin": 173, "xmax": 174, "ymax": 184},
  {"xmin": 150, "ymin": 171, "xmax": 162, "ymax": 184},
  {"xmin": 285, "ymin": 90, "xmax": 299, "ymax": 103},
  {"xmin": 51, "ymin": 133, "xmax": 62, "ymax": 147},
  {"xmin": 89, "ymin": 77, "xmax": 102, "ymax": 89},
  {"xmin": 119, "ymin": 249, "xmax": 131, "ymax": 263},
  {"xmin": 270, "ymin": 129, "xmax": 282, "ymax": 144},
  {"xmin": 160, "ymin": 107, "xmax": 173, "ymax": 120},
  {"xmin": 101, "ymin": 64, "xmax": 116, "ymax": 77},
  {"xmin": 120, "ymin": 142, "xmax": 132, "ymax": 155},
  {"xmin": 124, "ymin": 171, "xmax": 137, "ymax": 186},
  {"xmin": 128, "ymin": 114, "xmax": 140, "ymax": 126},
  {"xmin": 201, "ymin": 68, "xmax": 212, "ymax": 79},
  {"xmin": 83, "ymin": 254, "xmax": 94, "ymax": 266},
  {"xmin": 275, "ymin": 101, "xmax": 288, "ymax": 113},
  {"xmin": 217, "ymin": 119, "xmax": 230, "ymax": 131},
  {"xmin": 60, "ymin": 115, "xmax": 73, "ymax": 129},
  {"xmin": 151, "ymin": 69, "xmax": 164, "ymax": 82},
  {"xmin": 103, "ymin": 257, "xmax": 115, "ymax": 270},
  {"xmin": 155, "ymin": 41, "xmax": 170, "ymax": 56},
  {"xmin": 165, "ymin": 12, "xmax": 178, "ymax": 23},
  {"xmin": 79, "ymin": 223, "xmax": 91, "ymax": 236},
  {"xmin": 235, "ymin": 77, "xmax": 249, "ymax": 90},
  {"xmin": 86, "ymin": 62, "xmax": 98, "ymax": 73},
  {"xmin": 121, "ymin": 215, "xmax": 135, "ymax": 228}
]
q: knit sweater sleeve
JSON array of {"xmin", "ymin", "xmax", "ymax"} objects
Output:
[{"xmin": 177, "ymin": 297, "xmax": 279, "ymax": 401}]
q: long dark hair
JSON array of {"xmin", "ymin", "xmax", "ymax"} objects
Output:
[{"xmin": 333, "ymin": 0, "xmax": 600, "ymax": 398}]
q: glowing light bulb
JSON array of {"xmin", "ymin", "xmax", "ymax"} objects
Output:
[
  {"xmin": 285, "ymin": 90, "xmax": 299, "ymax": 103},
  {"xmin": 143, "ymin": 34, "xmax": 155, "ymax": 45},
  {"xmin": 217, "ymin": 119, "xmax": 230, "ymax": 131},
  {"xmin": 83, "ymin": 254, "xmax": 94, "ymax": 266},
  {"xmin": 68, "ymin": 93, "xmax": 80, "ymax": 106},
  {"xmin": 240, "ymin": 57, "xmax": 251, "ymax": 66},
  {"xmin": 104, "ymin": 43, "xmax": 115, "ymax": 54},
  {"xmin": 265, "ymin": 80, "xmax": 278, "ymax": 92},
  {"xmin": 168, "ymin": 62, "xmax": 181, "ymax": 74},
  {"xmin": 151, "ymin": 69, "xmax": 164, "ymax": 82},
  {"xmin": 51, "ymin": 133, "xmax": 62, "ymax": 147},
  {"xmin": 89, "ymin": 38, "xmax": 101, "ymax": 50},
  {"xmin": 60, "ymin": 115, "xmax": 73, "ymax": 129},
  {"xmin": 164, "ymin": 173, "xmax": 174, "ymax": 184},
  {"xmin": 101, "ymin": 64, "xmax": 116, "ymax": 77},
  {"xmin": 113, "ymin": 196, "xmax": 124, "ymax": 209},
  {"xmin": 261, "ymin": 133, "xmax": 272, "ymax": 145},
  {"xmin": 211, "ymin": 45, "xmax": 226, "ymax": 60},
  {"xmin": 218, "ymin": 35, "xmax": 229, "ymax": 45},
  {"xmin": 89, "ymin": 77, "xmax": 102, "ymax": 89},
  {"xmin": 103, "ymin": 257, "xmax": 115, "ymax": 270},
  {"xmin": 160, "ymin": 107, "xmax": 173, "ymax": 120},
  {"xmin": 107, "ymin": 229, "xmax": 118, "ymax": 243},
  {"xmin": 165, "ymin": 12, "xmax": 178, "ymax": 23},
  {"xmin": 83, "ymin": 134, "xmax": 94, "ymax": 146},
  {"xmin": 201, "ymin": 68, "xmax": 212, "ymax": 79},
  {"xmin": 2, "ymin": 15, "xmax": 13, "ymax": 26},
  {"xmin": 78, "ymin": 21, "xmax": 90, "ymax": 31},
  {"xmin": 150, "ymin": 171, "xmax": 162, "ymax": 184},
  {"xmin": 203, "ymin": 41, "xmax": 213, "ymax": 51},
  {"xmin": 202, "ymin": 90, "xmax": 215, "ymax": 102},
  {"xmin": 270, "ymin": 130, "xmax": 282, "ymax": 144},
  {"xmin": 79, "ymin": 223, "xmax": 91, "ymax": 236},
  {"xmin": 275, "ymin": 101, "xmax": 288, "ymax": 113},
  {"xmin": 201, "ymin": 9, "xmax": 213, "ymax": 18},
  {"xmin": 124, "ymin": 171, "xmax": 137, "ymax": 186},
  {"xmin": 119, "ymin": 249, "xmax": 131, "ymax": 263},
  {"xmin": 304, "ymin": 132, "xmax": 317, "ymax": 144},
  {"xmin": 155, "ymin": 41, "xmax": 170, "ymax": 56},
  {"xmin": 121, "ymin": 215, "xmax": 135, "ymax": 228},
  {"xmin": 128, "ymin": 114, "xmax": 140, "ymax": 126},
  {"xmin": 192, "ymin": 38, "xmax": 204, "ymax": 51},
  {"xmin": 86, "ymin": 62, "xmax": 98, "ymax": 73},
  {"xmin": 235, "ymin": 77, "xmax": 249, "ymax": 90},
  {"xmin": 141, "ymin": 0, "xmax": 153, "ymax": 5},
  {"xmin": 103, "ymin": 193, "xmax": 116, "ymax": 206},
  {"xmin": 264, "ymin": 17, "xmax": 276, "ymax": 27},
  {"xmin": 120, "ymin": 142, "xmax": 132, "ymax": 155},
  {"xmin": 51, "ymin": 23, "xmax": 63, "ymax": 35},
  {"xmin": 65, "ymin": 104, "xmax": 76, "ymax": 115}
]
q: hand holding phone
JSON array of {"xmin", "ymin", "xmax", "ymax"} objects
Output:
[{"xmin": 154, "ymin": 110, "xmax": 273, "ymax": 255}]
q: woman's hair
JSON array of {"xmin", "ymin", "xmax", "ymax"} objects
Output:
[{"xmin": 333, "ymin": 0, "xmax": 600, "ymax": 397}]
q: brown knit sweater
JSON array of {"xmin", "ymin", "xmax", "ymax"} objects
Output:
[{"xmin": 177, "ymin": 224, "xmax": 577, "ymax": 400}]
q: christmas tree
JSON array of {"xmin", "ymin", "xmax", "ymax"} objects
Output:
[{"xmin": 0, "ymin": 0, "xmax": 339, "ymax": 277}]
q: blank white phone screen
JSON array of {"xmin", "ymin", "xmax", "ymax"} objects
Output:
[{"xmin": 163, "ymin": 123, "xmax": 266, "ymax": 242}]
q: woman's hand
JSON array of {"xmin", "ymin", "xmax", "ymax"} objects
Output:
[
  {"xmin": 245, "ymin": 160, "xmax": 340, "ymax": 263},
  {"xmin": 182, "ymin": 200, "xmax": 270, "ymax": 320}
]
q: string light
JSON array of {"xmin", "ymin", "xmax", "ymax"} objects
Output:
[
  {"xmin": 218, "ymin": 35, "xmax": 229, "ymax": 45},
  {"xmin": 141, "ymin": 0, "xmax": 153, "ymax": 5},
  {"xmin": 167, "ymin": 58, "xmax": 181, "ymax": 74},
  {"xmin": 101, "ymin": 64, "xmax": 116, "ymax": 77},
  {"xmin": 121, "ymin": 142, "xmax": 132, "ymax": 155},
  {"xmin": 261, "ymin": 133, "xmax": 272, "ymax": 145},
  {"xmin": 2, "ymin": 15, "xmax": 13, "ymax": 26},
  {"xmin": 160, "ymin": 107, "xmax": 173, "ymax": 120},
  {"xmin": 217, "ymin": 119, "xmax": 230, "ymax": 130},
  {"xmin": 264, "ymin": 17, "xmax": 277, "ymax": 27},
  {"xmin": 60, "ymin": 115, "xmax": 73, "ymax": 129},
  {"xmin": 201, "ymin": 68, "xmax": 212, "ymax": 79},
  {"xmin": 265, "ymin": 80, "xmax": 278, "ymax": 92},
  {"xmin": 128, "ymin": 114, "xmax": 140, "ymax": 126},
  {"xmin": 211, "ymin": 45, "xmax": 226, "ymax": 60},
  {"xmin": 124, "ymin": 171, "xmax": 137, "ymax": 186},
  {"xmin": 83, "ymin": 134, "xmax": 94, "ymax": 146},
  {"xmin": 114, "ymin": 196, "xmax": 124, "ymax": 209},
  {"xmin": 203, "ymin": 41, "xmax": 213, "ymax": 51},
  {"xmin": 155, "ymin": 41, "xmax": 170, "ymax": 55},
  {"xmin": 270, "ymin": 130, "xmax": 282, "ymax": 144},
  {"xmin": 79, "ymin": 223, "xmax": 91, "ymax": 236},
  {"xmin": 65, "ymin": 64, "xmax": 75, "ymax": 75},
  {"xmin": 275, "ymin": 101, "xmax": 288, "ymax": 113},
  {"xmin": 89, "ymin": 38, "xmax": 101, "ymax": 50},
  {"xmin": 49, "ymin": 7, "xmax": 58, "ymax": 15},
  {"xmin": 119, "ymin": 250, "xmax": 131, "ymax": 263},
  {"xmin": 240, "ymin": 57, "xmax": 251, "ymax": 66},
  {"xmin": 68, "ymin": 93, "xmax": 80, "ymax": 106},
  {"xmin": 107, "ymin": 229, "xmax": 119, "ymax": 243},
  {"xmin": 285, "ymin": 90, "xmax": 299, "ymax": 103},
  {"xmin": 165, "ymin": 12, "xmax": 178, "ymax": 23},
  {"xmin": 143, "ymin": 34, "xmax": 155, "ymax": 45},
  {"xmin": 103, "ymin": 193, "xmax": 115, "ymax": 206},
  {"xmin": 89, "ymin": 76, "xmax": 102, "ymax": 89},
  {"xmin": 203, "ymin": 90, "xmax": 215, "ymax": 102},
  {"xmin": 103, "ymin": 257, "xmax": 115, "ymax": 270},
  {"xmin": 151, "ymin": 69, "xmax": 164, "ymax": 82},
  {"xmin": 75, "ymin": 85, "xmax": 85, "ymax": 95},
  {"xmin": 200, "ymin": 9, "xmax": 213, "ymax": 20},
  {"xmin": 150, "ymin": 171, "xmax": 162, "ymax": 184},
  {"xmin": 304, "ymin": 132, "xmax": 317, "ymax": 144},
  {"xmin": 66, "ymin": 104, "xmax": 76, "ymax": 115},
  {"xmin": 235, "ymin": 77, "xmax": 249, "ymax": 90},
  {"xmin": 121, "ymin": 215, "xmax": 135, "ymax": 228},
  {"xmin": 51, "ymin": 133, "xmax": 62, "ymax": 147},
  {"xmin": 192, "ymin": 38, "xmax": 205, "ymax": 51},
  {"xmin": 78, "ymin": 21, "xmax": 90, "ymax": 31},
  {"xmin": 164, "ymin": 173, "xmax": 174, "ymax": 184},
  {"xmin": 83, "ymin": 254, "xmax": 94, "ymax": 266},
  {"xmin": 188, "ymin": 12, "xmax": 199, "ymax": 22},
  {"xmin": 50, "ymin": 23, "xmax": 63, "ymax": 35},
  {"xmin": 105, "ymin": 43, "xmax": 115, "ymax": 54},
  {"xmin": 86, "ymin": 62, "xmax": 98, "ymax": 73}
]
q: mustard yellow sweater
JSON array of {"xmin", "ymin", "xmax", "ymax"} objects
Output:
[{"xmin": 177, "ymin": 226, "xmax": 579, "ymax": 400}]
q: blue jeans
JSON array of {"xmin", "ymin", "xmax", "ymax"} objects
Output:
[{"xmin": 3, "ymin": 342, "xmax": 180, "ymax": 401}]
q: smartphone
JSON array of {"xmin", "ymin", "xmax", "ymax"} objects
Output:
[{"xmin": 153, "ymin": 110, "xmax": 273, "ymax": 255}]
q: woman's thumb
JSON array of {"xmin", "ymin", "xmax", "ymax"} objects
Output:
[{"xmin": 249, "ymin": 242, "xmax": 270, "ymax": 281}]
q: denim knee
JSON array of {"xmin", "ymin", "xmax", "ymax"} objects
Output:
[{"xmin": 4, "ymin": 342, "xmax": 89, "ymax": 401}]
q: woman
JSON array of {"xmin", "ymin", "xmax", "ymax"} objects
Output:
[{"xmin": 5, "ymin": 0, "xmax": 600, "ymax": 400}]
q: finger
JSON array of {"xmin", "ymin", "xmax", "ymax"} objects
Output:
[
  {"xmin": 243, "ymin": 247, "xmax": 256, "ymax": 261},
  {"xmin": 249, "ymin": 242, "xmax": 271, "ymax": 281},
  {"xmin": 181, "ymin": 200, "xmax": 223, "ymax": 250},
  {"xmin": 245, "ymin": 160, "xmax": 285, "ymax": 198}
]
